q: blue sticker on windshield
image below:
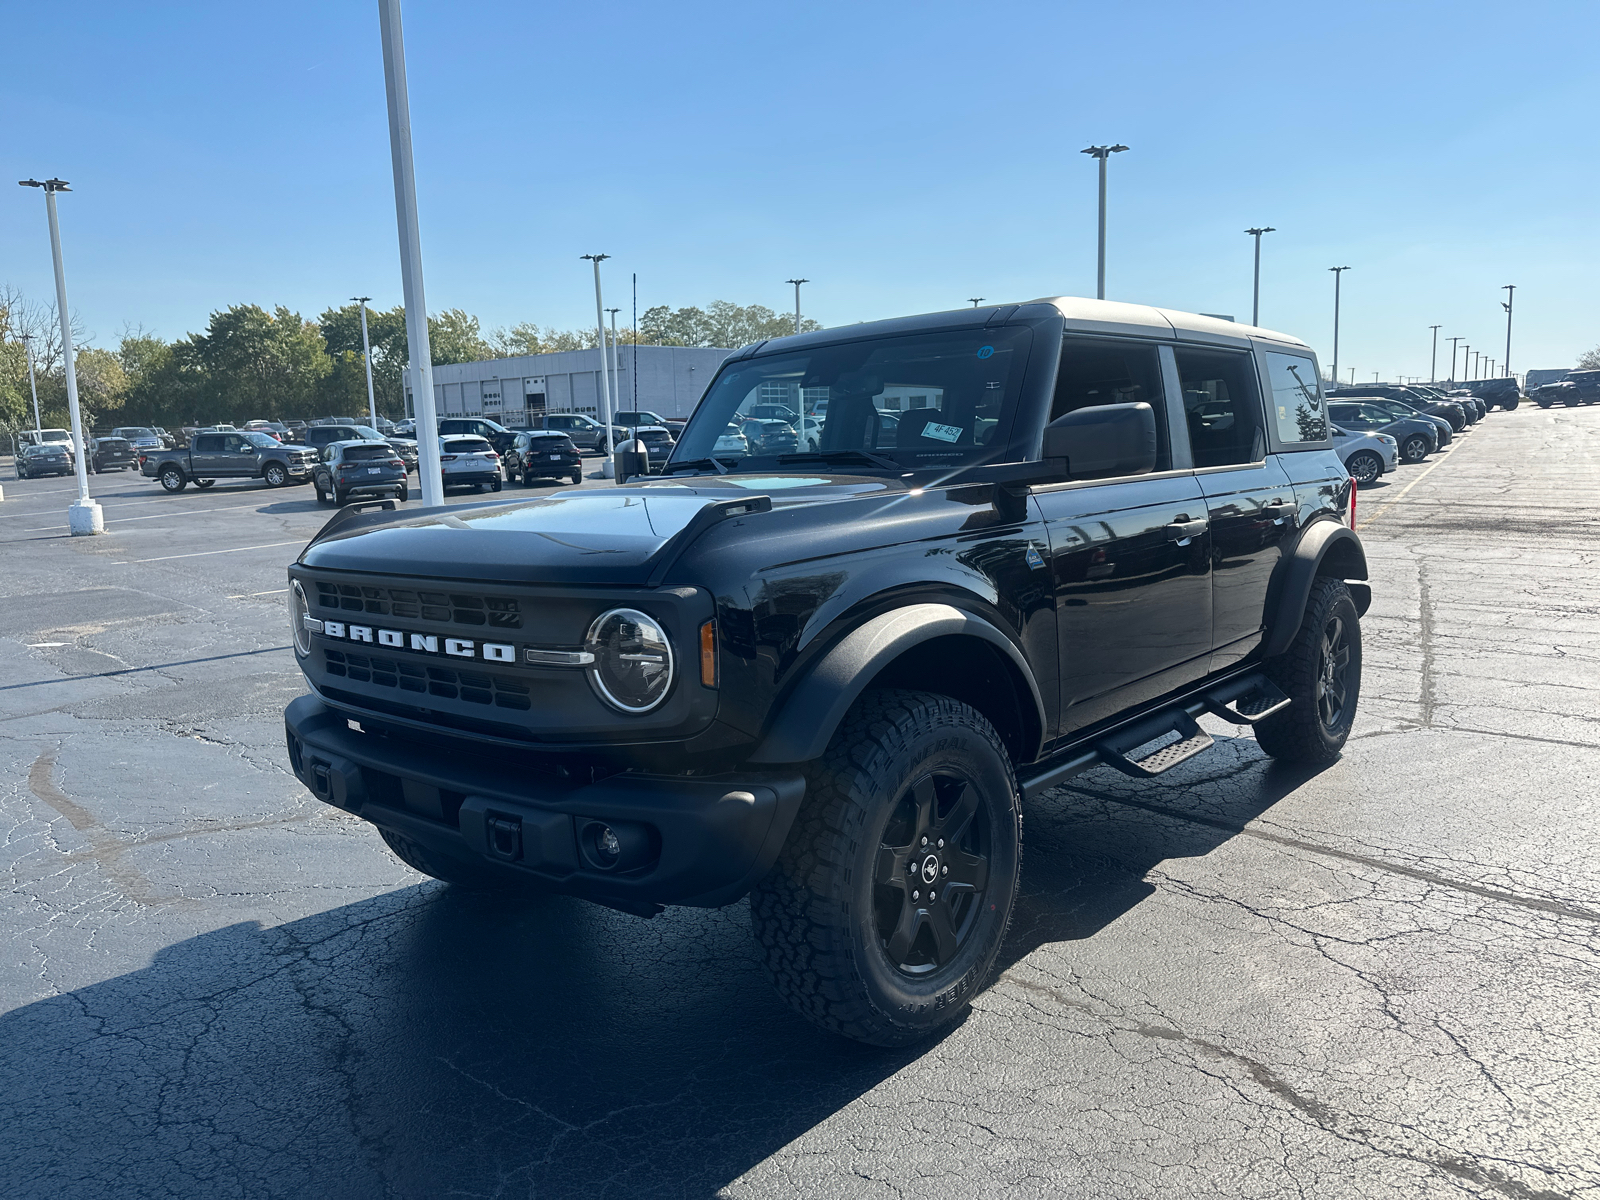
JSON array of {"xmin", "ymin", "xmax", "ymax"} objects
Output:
[{"xmin": 976, "ymin": 345, "xmax": 994, "ymax": 359}]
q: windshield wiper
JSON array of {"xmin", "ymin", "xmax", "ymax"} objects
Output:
[
  {"xmin": 662, "ymin": 456, "xmax": 732, "ymax": 476},
  {"xmin": 776, "ymin": 449, "xmax": 901, "ymax": 472}
]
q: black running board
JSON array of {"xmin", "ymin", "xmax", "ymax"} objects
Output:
[{"xmin": 1017, "ymin": 671, "xmax": 1292, "ymax": 798}]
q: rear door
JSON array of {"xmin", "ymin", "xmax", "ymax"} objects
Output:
[
  {"xmin": 1181, "ymin": 346, "xmax": 1298, "ymax": 668},
  {"xmin": 1036, "ymin": 335, "xmax": 1213, "ymax": 735},
  {"xmin": 189, "ymin": 434, "xmax": 227, "ymax": 474}
]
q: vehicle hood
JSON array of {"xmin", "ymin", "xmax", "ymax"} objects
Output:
[{"xmin": 298, "ymin": 473, "xmax": 896, "ymax": 584}]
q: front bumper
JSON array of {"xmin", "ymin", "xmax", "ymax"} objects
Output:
[{"xmin": 285, "ymin": 694, "xmax": 805, "ymax": 909}]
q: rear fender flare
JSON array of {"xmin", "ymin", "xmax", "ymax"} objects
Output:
[
  {"xmin": 747, "ymin": 603, "xmax": 1045, "ymax": 766},
  {"xmin": 1262, "ymin": 520, "xmax": 1369, "ymax": 659}
]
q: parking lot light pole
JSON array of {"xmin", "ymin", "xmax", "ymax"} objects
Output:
[
  {"xmin": 353, "ymin": 296, "xmax": 378, "ymax": 431},
  {"xmin": 1428, "ymin": 325, "xmax": 1441, "ymax": 382},
  {"xmin": 1447, "ymin": 336, "xmax": 1462, "ymax": 382},
  {"xmin": 1502, "ymin": 285, "xmax": 1516, "ymax": 380},
  {"xmin": 1082, "ymin": 145, "xmax": 1128, "ymax": 300},
  {"xmin": 1328, "ymin": 266, "xmax": 1350, "ymax": 388},
  {"xmin": 21, "ymin": 333, "xmax": 42, "ymax": 432},
  {"xmin": 786, "ymin": 279, "xmax": 808, "ymax": 335},
  {"xmin": 969, "ymin": 297, "xmax": 985, "ymax": 308},
  {"xmin": 19, "ymin": 177, "xmax": 101, "ymax": 534},
  {"xmin": 378, "ymin": 0, "xmax": 442, "ymax": 506},
  {"xmin": 606, "ymin": 307, "xmax": 621, "ymax": 414},
  {"xmin": 1245, "ymin": 227, "xmax": 1274, "ymax": 326},
  {"xmin": 582, "ymin": 255, "xmax": 615, "ymax": 478}
]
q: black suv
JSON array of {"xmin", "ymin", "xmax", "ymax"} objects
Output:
[
  {"xmin": 284, "ymin": 298, "xmax": 1368, "ymax": 1046},
  {"xmin": 312, "ymin": 440, "xmax": 409, "ymax": 505},
  {"xmin": 438, "ymin": 417, "xmax": 519, "ymax": 459},
  {"xmin": 506, "ymin": 431, "xmax": 584, "ymax": 486}
]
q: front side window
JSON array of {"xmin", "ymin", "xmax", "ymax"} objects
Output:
[
  {"xmin": 673, "ymin": 326, "xmax": 1033, "ymax": 470},
  {"xmin": 1265, "ymin": 352, "xmax": 1327, "ymax": 444},
  {"xmin": 1052, "ymin": 337, "xmax": 1170, "ymax": 471},
  {"xmin": 1176, "ymin": 348, "xmax": 1266, "ymax": 468},
  {"xmin": 243, "ymin": 432, "xmax": 279, "ymax": 448}
]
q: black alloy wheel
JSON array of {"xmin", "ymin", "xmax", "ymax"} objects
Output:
[
  {"xmin": 264, "ymin": 462, "xmax": 288, "ymax": 487},
  {"xmin": 873, "ymin": 773, "xmax": 993, "ymax": 975},
  {"xmin": 750, "ymin": 689, "xmax": 1022, "ymax": 1046},
  {"xmin": 1255, "ymin": 577, "xmax": 1363, "ymax": 764},
  {"xmin": 1400, "ymin": 434, "xmax": 1430, "ymax": 463},
  {"xmin": 159, "ymin": 467, "xmax": 187, "ymax": 492},
  {"xmin": 1346, "ymin": 451, "xmax": 1382, "ymax": 485}
]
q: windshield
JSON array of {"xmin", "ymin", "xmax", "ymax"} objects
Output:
[
  {"xmin": 243, "ymin": 432, "xmax": 282, "ymax": 448},
  {"xmin": 38, "ymin": 429, "xmax": 72, "ymax": 443},
  {"xmin": 116, "ymin": 427, "xmax": 156, "ymax": 438},
  {"xmin": 671, "ymin": 327, "xmax": 1032, "ymax": 471},
  {"xmin": 443, "ymin": 437, "xmax": 493, "ymax": 454}
]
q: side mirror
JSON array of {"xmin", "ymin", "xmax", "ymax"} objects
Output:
[{"xmin": 1041, "ymin": 402, "xmax": 1157, "ymax": 479}]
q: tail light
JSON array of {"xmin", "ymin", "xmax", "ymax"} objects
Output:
[
  {"xmin": 440, "ymin": 454, "xmax": 458, "ymax": 462},
  {"xmin": 387, "ymin": 458, "xmax": 403, "ymax": 468}
]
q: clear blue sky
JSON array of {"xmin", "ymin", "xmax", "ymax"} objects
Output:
[{"xmin": 3, "ymin": 0, "xmax": 1596, "ymax": 380}]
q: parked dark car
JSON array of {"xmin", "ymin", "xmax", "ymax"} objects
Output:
[
  {"xmin": 1326, "ymin": 402, "xmax": 1436, "ymax": 463},
  {"xmin": 437, "ymin": 417, "xmax": 520, "ymax": 460},
  {"xmin": 16, "ymin": 441, "xmax": 73, "ymax": 478},
  {"xmin": 525, "ymin": 412, "xmax": 627, "ymax": 454},
  {"xmin": 312, "ymin": 440, "xmax": 409, "ymax": 505},
  {"xmin": 1437, "ymin": 389, "xmax": 1486, "ymax": 421},
  {"xmin": 285, "ymin": 296, "xmax": 1369, "ymax": 1047},
  {"xmin": 1533, "ymin": 381, "xmax": 1580, "ymax": 408},
  {"xmin": 739, "ymin": 418, "xmax": 799, "ymax": 455},
  {"xmin": 1562, "ymin": 370, "xmax": 1600, "ymax": 404},
  {"xmin": 633, "ymin": 426, "xmax": 676, "ymax": 469},
  {"xmin": 111, "ymin": 426, "xmax": 165, "ymax": 455},
  {"xmin": 612, "ymin": 409, "xmax": 672, "ymax": 429},
  {"xmin": 506, "ymin": 431, "xmax": 584, "ymax": 486},
  {"xmin": 1342, "ymin": 396, "xmax": 1453, "ymax": 447},
  {"xmin": 1330, "ymin": 385, "xmax": 1468, "ymax": 431},
  {"xmin": 283, "ymin": 420, "xmax": 308, "ymax": 442},
  {"xmin": 90, "ymin": 437, "xmax": 139, "ymax": 472},
  {"xmin": 1455, "ymin": 377, "xmax": 1522, "ymax": 410}
]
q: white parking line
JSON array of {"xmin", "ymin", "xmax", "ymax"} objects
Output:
[
  {"xmin": 19, "ymin": 500, "xmax": 267, "ymax": 531},
  {"xmin": 229, "ymin": 588, "xmax": 290, "ymax": 598},
  {"xmin": 118, "ymin": 539, "xmax": 306, "ymax": 564}
]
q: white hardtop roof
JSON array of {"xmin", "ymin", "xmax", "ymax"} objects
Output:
[{"xmin": 1029, "ymin": 296, "xmax": 1313, "ymax": 352}]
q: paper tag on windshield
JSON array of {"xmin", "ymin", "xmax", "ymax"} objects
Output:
[{"xmin": 922, "ymin": 422, "xmax": 962, "ymax": 443}]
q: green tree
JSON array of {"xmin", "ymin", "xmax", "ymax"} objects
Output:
[
  {"xmin": 1576, "ymin": 347, "xmax": 1600, "ymax": 370},
  {"xmin": 427, "ymin": 308, "xmax": 493, "ymax": 365},
  {"xmin": 188, "ymin": 304, "xmax": 331, "ymax": 422},
  {"xmin": 640, "ymin": 301, "xmax": 820, "ymax": 347},
  {"xmin": 73, "ymin": 347, "xmax": 129, "ymax": 429}
]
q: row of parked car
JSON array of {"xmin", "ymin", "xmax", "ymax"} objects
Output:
[{"xmin": 1323, "ymin": 382, "xmax": 1499, "ymax": 484}]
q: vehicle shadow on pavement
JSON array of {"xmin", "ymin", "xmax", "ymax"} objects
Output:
[
  {"xmin": 0, "ymin": 736, "xmax": 1331, "ymax": 1200},
  {"xmin": 1000, "ymin": 733, "xmax": 1330, "ymax": 971},
  {"xmin": 0, "ymin": 879, "xmax": 917, "ymax": 1199}
]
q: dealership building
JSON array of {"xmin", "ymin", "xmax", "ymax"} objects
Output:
[{"xmin": 418, "ymin": 345, "xmax": 735, "ymax": 426}]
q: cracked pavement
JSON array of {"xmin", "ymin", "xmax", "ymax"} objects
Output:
[{"xmin": 1, "ymin": 412, "xmax": 1597, "ymax": 1199}]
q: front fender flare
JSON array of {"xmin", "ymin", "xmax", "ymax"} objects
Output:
[
  {"xmin": 1262, "ymin": 520, "xmax": 1369, "ymax": 659},
  {"xmin": 747, "ymin": 603, "xmax": 1046, "ymax": 766}
]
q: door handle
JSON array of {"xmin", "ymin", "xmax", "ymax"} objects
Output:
[
  {"xmin": 1165, "ymin": 518, "xmax": 1209, "ymax": 544},
  {"xmin": 1263, "ymin": 499, "xmax": 1296, "ymax": 525}
]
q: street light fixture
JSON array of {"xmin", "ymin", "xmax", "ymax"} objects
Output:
[
  {"xmin": 352, "ymin": 296, "xmax": 379, "ymax": 431},
  {"xmin": 968, "ymin": 298, "xmax": 985, "ymax": 308},
  {"xmin": 1328, "ymin": 266, "xmax": 1350, "ymax": 388},
  {"xmin": 1081, "ymin": 144, "xmax": 1128, "ymax": 300},
  {"xmin": 1245, "ymin": 227, "xmax": 1275, "ymax": 326},
  {"xmin": 1502, "ymin": 285, "xmax": 1516, "ymax": 382},
  {"xmin": 19, "ymin": 176, "xmax": 101, "ymax": 534},
  {"xmin": 1447, "ymin": 336, "xmax": 1463, "ymax": 382},
  {"xmin": 785, "ymin": 279, "xmax": 808, "ymax": 336},
  {"xmin": 581, "ymin": 254, "xmax": 615, "ymax": 477},
  {"xmin": 1428, "ymin": 325, "xmax": 1441, "ymax": 383}
]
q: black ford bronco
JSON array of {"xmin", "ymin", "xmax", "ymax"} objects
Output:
[{"xmin": 284, "ymin": 298, "xmax": 1368, "ymax": 1045}]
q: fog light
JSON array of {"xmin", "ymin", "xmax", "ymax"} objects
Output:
[
  {"xmin": 581, "ymin": 820, "xmax": 657, "ymax": 872},
  {"xmin": 596, "ymin": 825, "xmax": 622, "ymax": 861}
]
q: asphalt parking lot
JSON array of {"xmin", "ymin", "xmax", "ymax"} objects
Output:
[{"xmin": 1, "ymin": 413, "xmax": 1596, "ymax": 1200}]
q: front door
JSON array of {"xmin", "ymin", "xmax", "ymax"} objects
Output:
[{"xmin": 1037, "ymin": 336, "xmax": 1213, "ymax": 737}]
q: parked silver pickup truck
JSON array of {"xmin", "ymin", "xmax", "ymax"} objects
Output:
[{"xmin": 141, "ymin": 430, "xmax": 318, "ymax": 491}]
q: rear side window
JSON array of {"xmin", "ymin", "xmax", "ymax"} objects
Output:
[
  {"xmin": 195, "ymin": 434, "xmax": 224, "ymax": 452},
  {"xmin": 1264, "ymin": 352, "xmax": 1327, "ymax": 444},
  {"xmin": 1052, "ymin": 338, "xmax": 1170, "ymax": 472},
  {"xmin": 1175, "ymin": 349, "xmax": 1265, "ymax": 467}
]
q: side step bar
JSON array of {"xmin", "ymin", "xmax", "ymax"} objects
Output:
[{"xmin": 1017, "ymin": 671, "xmax": 1292, "ymax": 799}]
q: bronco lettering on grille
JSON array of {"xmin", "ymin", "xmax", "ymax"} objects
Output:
[{"xmin": 304, "ymin": 615, "xmax": 514, "ymax": 664}]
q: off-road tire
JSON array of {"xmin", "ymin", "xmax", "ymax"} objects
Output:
[
  {"xmin": 749, "ymin": 689, "xmax": 1022, "ymax": 1047},
  {"xmin": 1400, "ymin": 434, "xmax": 1429, "ymax": 464},
  {"xmin": 378, "ymin": 827, "xmax": 545, "ymax": 895},
  {"xmin": 160, "ymin": 467, "xmax": 187, "ymax": 492},
  {"xmin": 264, "ymin": 462, "xmax": 289, "ymax": 487},
  {"xmin": 1254, "ymin": 577, "xmax": 1362, "ymax": 764},
  {"xmin": 1345, "ymin": 451, "xmax": 1382, "ymax": 485}
]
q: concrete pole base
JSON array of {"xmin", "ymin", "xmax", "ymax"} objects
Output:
[
  {"xmin": 69, "ymin": 499, "xmax": 105, "ymax": 536},
  {"xmin": 602, "ymin": 458, "xmax": 615, "ymax": 479},
  {"xmin": 0, "ymin": 483, "xmax": 6, "ymax": 501}
]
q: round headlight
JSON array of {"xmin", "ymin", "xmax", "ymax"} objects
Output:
[
  {"xmin": 586, "ymin": 608, "xmax": 674, "ymax": 714},
  {"xmin": 290, "ymin": 580, "xmax": 313, "ymax": 657}
]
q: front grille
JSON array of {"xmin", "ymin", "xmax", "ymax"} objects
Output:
[
  {"xmin": 323, "ymin": 649, "xmax": 532, "ymax": 710},
  {"xmin": 313, "ymin": 581, "xmax": 522, "ymax": 629}
]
